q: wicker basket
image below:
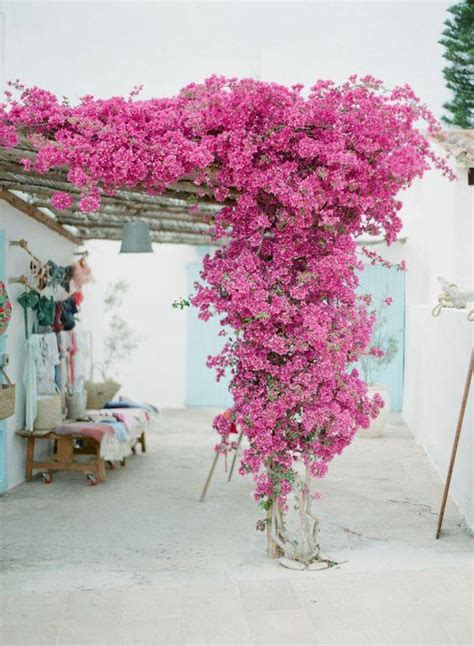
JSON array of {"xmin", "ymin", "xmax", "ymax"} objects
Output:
[
  {"xmin": 34, "ymin": 394, "xmax": 62, "ymax": 430},
  {"xmin": 86, "ymin": 364, "xmax": 120, "ymax": 410},
  {"xmin": 66, "ymin": 387, "xmax": 87, "ymax": 420},
  {"xmin": 0, "ymin": 367, "xmax": 15, "ymax": 420}
]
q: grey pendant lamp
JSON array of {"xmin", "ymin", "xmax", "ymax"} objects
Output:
[{"xmin": 119, "ymin": 221, "xmax": 153, "ymax": 253}]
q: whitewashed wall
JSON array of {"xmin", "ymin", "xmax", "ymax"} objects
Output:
[
  {"xmin": 82, "ymin": 241, "xmax": 198, "ymax": 409},
  {"xmin": 0, "ymin": 202, "xmax": 80, "ymax": 489},
  {"xmin": 375, "ymin": 163, "xmax": 473, "ymax": 529}
]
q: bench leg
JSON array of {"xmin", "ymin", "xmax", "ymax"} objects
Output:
[
  {"xmin": 25, "ymin": 436, "xmax": 35, "ymax": 480},
  {"xmin": 140, "ymin": 431, "xmax": 146, "ymax": 453},
  {"xmin": 96, "ymin": 444, "xmax": 106, "ymax": 482}
]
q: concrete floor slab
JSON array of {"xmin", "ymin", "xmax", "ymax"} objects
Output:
[{"xmin": 0, "ymin": 409, "xmax": 472, "ymax": 645}]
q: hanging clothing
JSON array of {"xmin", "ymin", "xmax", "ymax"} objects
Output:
[
  {"xmin": 71, "ymin": 325, "xmax": 87, "ymax": 387},
  {"xmin": 68, "ymin": 331, "xmax": 78, "ymax": 387},
  {"xmin": 57, "ymin": 331, "xmax": 71, "ymax": 405},
  {"xmin": 23, "ymin": 335, "xmax": 42, "ymax": 431},
  {"xmin": 36, "ymin": 333, "xmax": 60, "ymax": 395},
  {"xmin": 45, "ymin": 261, "xmax": 73, "ymax": 292}
]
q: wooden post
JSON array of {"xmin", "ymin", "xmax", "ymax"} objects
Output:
[
  {"xmin": 25, "ymin": 436, "xmax": 35, "ymax": 480},
  {"xmin": 227, "ymin": 431, "xmax": 243, "ymax": 482},
  {"xmin": 199, "ymin": 451, "xmax": 220, "ymax": 502},
  {"xmin": 436, "ymin": 349, "xmax": 474, "ymax": 539},
  {"xmin": 96, "ymin": 444, "xmax": 106, "ymax": 482}
]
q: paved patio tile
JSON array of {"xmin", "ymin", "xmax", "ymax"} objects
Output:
[
  {"xmin": 120, "ymin": 614, "xmax": 185, "ymax": 645},
  {"xmin": 245, "ymin": 609, "xmax": 317, "ymax": 644},
  {"xmin": 123, "ymin": 586, "xmax": 183, "ymax": 619},
  {"xmin": 58, "ymin": 590, "xmax": 124, "ymax": 645},
  {"xmin": 238, "ymin": 579, "xmax": 301, "ymax": 612},
  {"xmin": 1, "ymin": 590, "xmax": 67, "ymax": 624},
  {"xmin": 0, "ymin": 410, "xmax": 472, "ymax": 645},
  {"xmin": 1, "ymin": 621, "xmax": 61, "ymax": 645},
  {"xmin": 183, "ymin": 590, "xmax": 250, "ymax": 644}
]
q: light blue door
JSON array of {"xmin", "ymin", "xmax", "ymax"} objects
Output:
[
  {"xmin": 356, "ymin": 264, "xmax": 405, "ymax": 412},
  {"xmin": 0, "ymin": 229, "xmax": 7, "ymax": 492},
  {"xmin": 186, "ymin": 252, "xmax": 233, "ymax": 408},
  {"xmin": 186, "ymin": 254, "xmax": 405, "ymax": 412}
]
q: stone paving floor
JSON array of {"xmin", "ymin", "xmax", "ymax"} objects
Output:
[{"xmin": 0, "ymin": 408, "xmax": 472, "ymax": 645}]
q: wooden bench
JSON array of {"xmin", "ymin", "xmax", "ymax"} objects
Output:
[{"xmin": 16, "ymin": 430, "xmax": 106, "ymax": 485}]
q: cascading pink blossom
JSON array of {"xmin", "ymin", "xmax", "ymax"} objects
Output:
[{"xmin": 1, "ymin": 76, "xmax": 453, "ymax": 514}]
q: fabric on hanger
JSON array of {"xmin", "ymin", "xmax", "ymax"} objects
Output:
[
  {"xmin": 57, "ymin": 331, "xmax": 71, "ymax": 404},
  {"xmin": 45, "ymin": 261, "xmax": 74, "ymax": 292},
  {"xmin": 23, "ymin": 334, "xmax": 42, "ymax": 431},
  {"xmin": 53, "ymin": 301, "xmax": 64, "ymax": 333},
  {"xmin": 71, "ymin": 258, "xmax": 93, "ymax": 290},
  {"xmin": 30, "ymin": 259, "xmax": 49, "ymax": 290},
  {"xmin": 37, "ymin": 333, "xmax": 60, "ymax": 395},
  {"xmin": 68, "ymin": 331, "xmax": 78, "ymax": 386},
  {"xmin": 18, "ymin": 289, "xmax": 38, "ymax": 337},
  {"xmin": 73, "ymin": 290, "xmax": 84, "ymax": 307},
  {"xmin": 60, "ymin": 297, "xmax": 78, "ymax": 331},
  {"xmin": 71, "ymin": 325, "xmax": 87, "ymax": 385},
  {"xmin": 18, "ymin": 290, "xmax": 55, "ymax": 335},
  {"xmin": 35, "ymin": 295, "xmax": 55, "ymax": 328}
]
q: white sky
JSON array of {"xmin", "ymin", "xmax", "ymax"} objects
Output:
[{"xmin": 1, "ymin": 1, "xmax": 452, "ymax": 120}]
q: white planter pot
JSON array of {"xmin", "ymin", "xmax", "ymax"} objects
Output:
[{"xmin": 358, "ymin": 385, "xmax": 391, "ymax": 438}]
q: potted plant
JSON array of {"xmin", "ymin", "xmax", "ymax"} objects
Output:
[{"xmin": 359, "ymin": 297, "xmax": 399, "ymax": 438}]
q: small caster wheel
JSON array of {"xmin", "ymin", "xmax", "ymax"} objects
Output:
[
  {"xmin": 42, "ymin": 472, "xmax": 53, "ymax": 484},
  {"xmin": 87, "ymin": 474, "xmax": 98, "ymax": 486}
]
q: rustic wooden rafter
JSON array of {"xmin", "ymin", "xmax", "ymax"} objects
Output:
[
  {"xmin": 0, "ymin": 188, "xmax": 82, "ymax": 244},
  {"xmin": 0, "ymin": 144, "xmax": 234, "ymax": 245}
]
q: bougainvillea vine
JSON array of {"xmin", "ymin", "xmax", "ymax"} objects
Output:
[{"xmin": 1, "ymin": 76, "xmax": 453, "ymax": 563}]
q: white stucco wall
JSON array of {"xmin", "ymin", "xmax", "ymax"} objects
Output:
[
  {"xmin": 0, "ymin": 202, "xmax": 80, "ymax": 489},
  {"xmin": 82, "ymin": 241, "xmax": 198, "ymax": 409},
  {"xmin": 373, "ymin": 163, "xmax": 473, "ymax": 529}
]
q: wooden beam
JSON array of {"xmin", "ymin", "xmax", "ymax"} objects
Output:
[
  {"xmin": 0, "ymin": 146, "xmax": 238, "ymax": 202},
  {"xmin": 0, "ymin": 160, "xmax": 234, "ymax": 208},
  {"xmin": 0, "ymin": 188, "xmax": 82, "ymax": 244},
  {"xmin": 78, "ymin": 227, "xmax": 219, "ymax": 246},
  {"xmin": 0, "ymin": 170, "xmax": 229, "ymax": 210},
  {"xmin": 32, "ymin": 201, "xmax": 213, "ymax": 225},
  {"xmin": 56, "ymin": 217, "xmax": 211, "ymax": 236}
]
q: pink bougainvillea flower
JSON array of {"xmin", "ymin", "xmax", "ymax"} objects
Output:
[
  {"xmin": 0, "ymin": 75, "xmax": 453, "ymax": 511},
  {"xmin": 50, "ymin": 191, "xmax": 74, "ymax": 211}
]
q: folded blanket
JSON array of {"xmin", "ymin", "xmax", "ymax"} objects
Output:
[
  {"xmin": 101, "ymin": 407, "xmax": 149, "ymax": 434},
  {"xmin": 56, "ymin": 422, "xmax": 131, "ymax": 460},
  {"xmin": 104, "ymin": 397, "xmax": 158, "ymax": 414},
  {"xmin": 56, "ymin": 422, "xmax": 114, "ymax": 444}
]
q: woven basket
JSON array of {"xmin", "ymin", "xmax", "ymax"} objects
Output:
[
  {"xmin": 66, "ymin": 387, "xmax": 87, "ymax": 420},
  {"xmin": 0, "ymin": 368, "xmax": 15, "ymax": 420},
  {"xmin": 86, "ymin": 363, "xmax": 120, "ymax": 410},
  {"xmin": 34, "ymin": 394, "xmax": 62, "ymax": 430}
]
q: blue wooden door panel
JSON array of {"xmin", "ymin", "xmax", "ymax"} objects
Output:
[
  {"xmin": 356, "ymin": 264, "xmax": 405, "ymax": 412},
  {"xmin": 186, "ymin": 255, "xmax": 405, "ymax": 412},
  {"xmin": 186, "ymin": 260, "xmax": 232, "ymax": 408}
]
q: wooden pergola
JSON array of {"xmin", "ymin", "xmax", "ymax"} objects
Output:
[
  {"xmin": 0, "ymin": 144, "xmax": 230, "ymax": 246},
  {"xmin": 1, "ymin": 131, "xmax": 471, "ymax": 246}
]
